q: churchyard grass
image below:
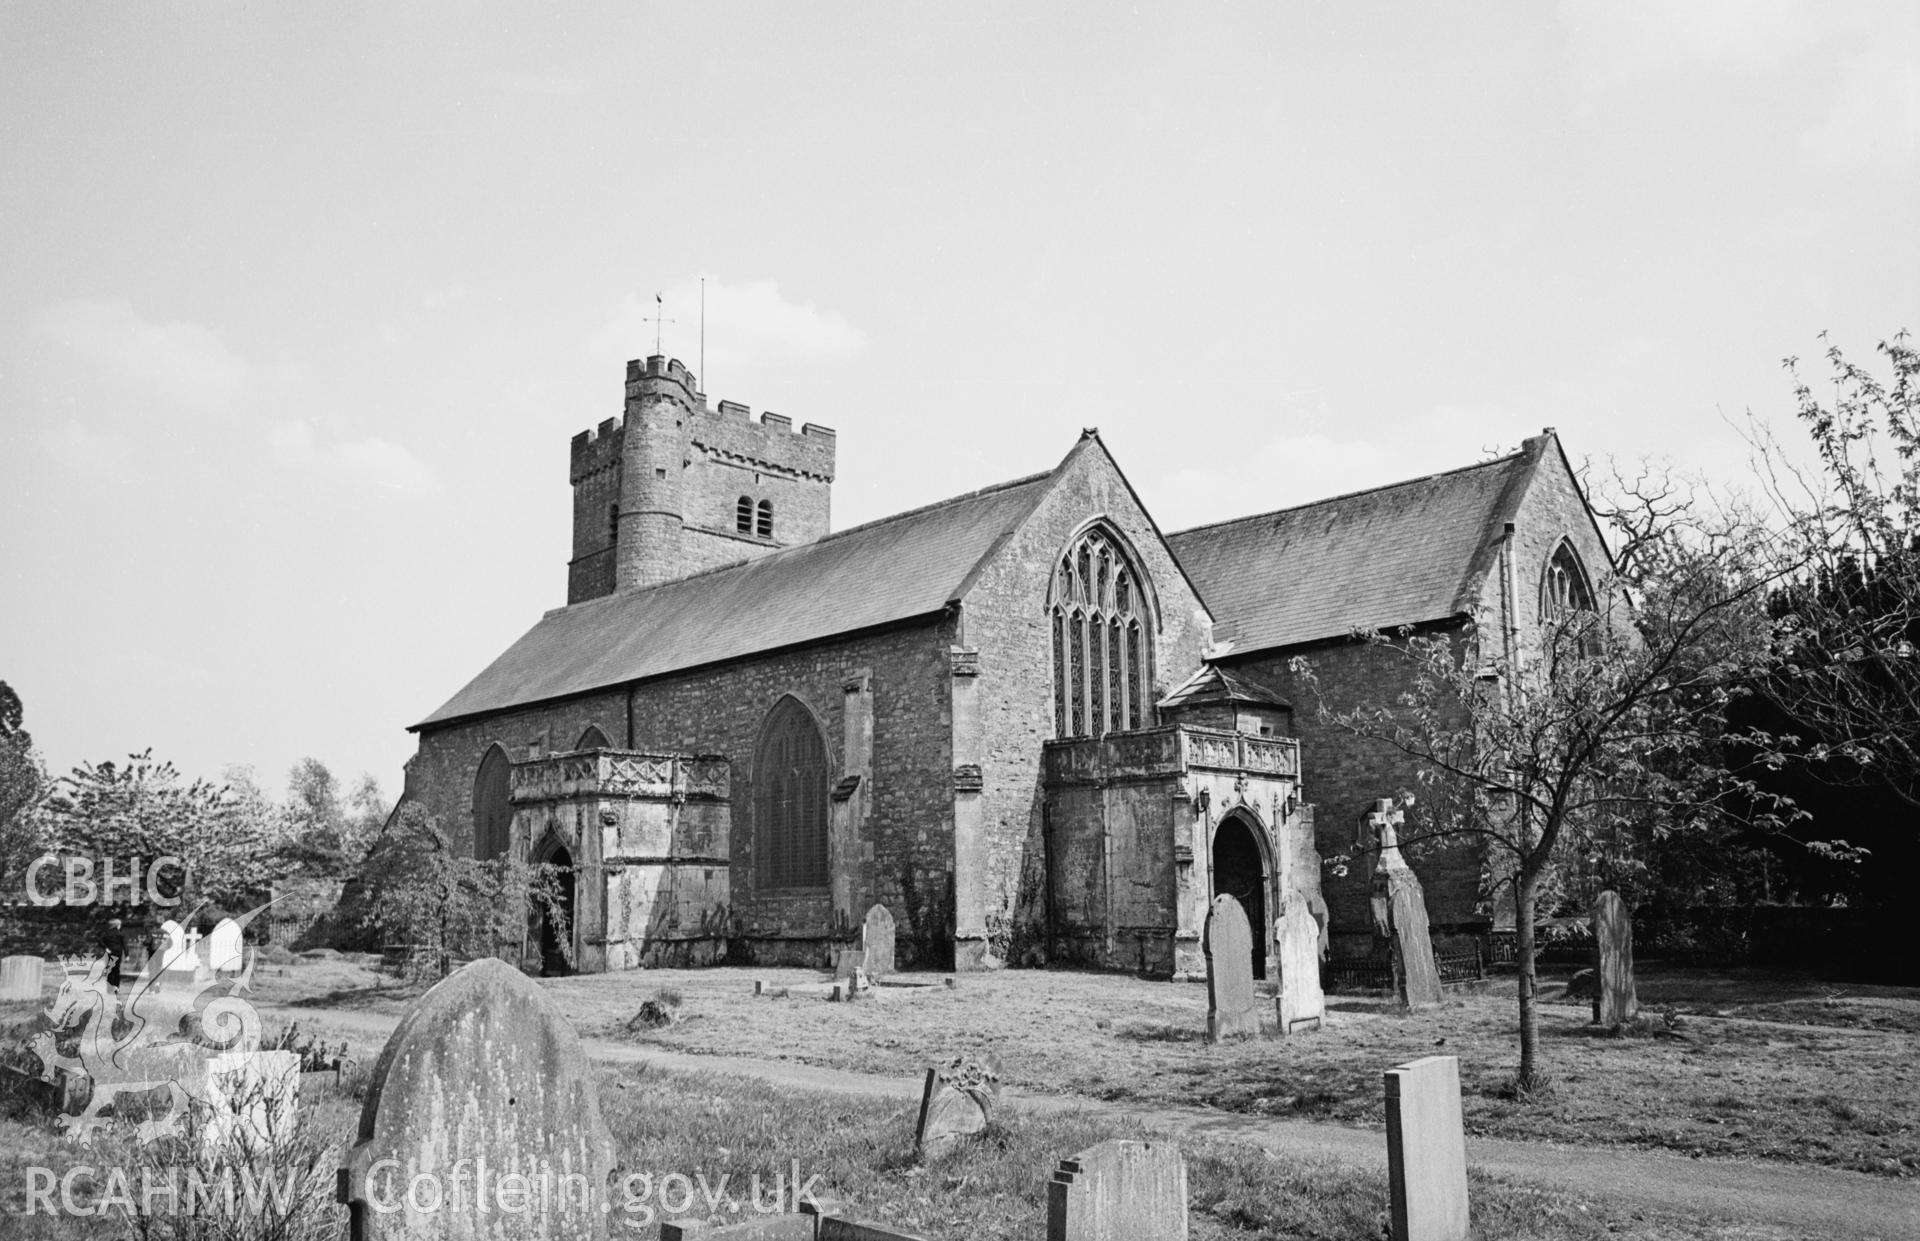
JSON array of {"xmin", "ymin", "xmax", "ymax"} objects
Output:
[
  {"xmin": 0, "ymin": 1016, "xmax": 1821, "ymax": 1240},
  {"xmin": 222, "ymin": 954, "xmax": 1920, "ymax": 1178}
]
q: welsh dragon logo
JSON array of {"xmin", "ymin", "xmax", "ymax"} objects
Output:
[{"xmin": 30, "ymin": 901, "xmax": 272, "ymax": 1147}]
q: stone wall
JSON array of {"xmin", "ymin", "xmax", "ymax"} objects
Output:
[{"xmin": 947, "ymin": 436, "xmax": 1213, "ymax": 963}]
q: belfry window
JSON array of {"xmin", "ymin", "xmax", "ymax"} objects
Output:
[
  {"xmin": 1050, "ymin": 526, "xmax": 1152, "ymax": 737},
  {"xmin": 756, "ymin": 499, "xmax": 774, "ymax": 538},
  {"xmin": 736, "ymin": 496, "xmax": 753, "ymax": 533},
  {"xmin": 473, "ymin": 744, "xmax": 512, "ymax": 861},
  {"xmin": 754, "ymin": 695, "xmax": 828, "ymax": 888}
]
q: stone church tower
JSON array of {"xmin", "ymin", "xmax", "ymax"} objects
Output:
[{"xmin": 567, "ymin": 355, "xmax": 838, "ymax": 603}]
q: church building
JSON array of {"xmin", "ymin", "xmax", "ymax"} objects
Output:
[{"xmin": 397, "ymin": 355, "xmax": 1610, "ymax": 977}]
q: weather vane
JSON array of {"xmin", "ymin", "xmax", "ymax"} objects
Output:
[{"xmin": 643, "ymin": 292, "xmax": 675, "ymax": 356}]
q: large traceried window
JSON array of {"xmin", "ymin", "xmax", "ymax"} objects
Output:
[
  {"xmin": 754, "ymin": 695, "xmax": 829, "ymax": 889},
  {"xmin": 1050, "ymin": 526, "xmax": 1152, "ymax": 738},
  {"xmin": 1541, "ymin": 540, "xmax": 1595, "ymax": 619},
  {"xmin": 473, "ymin": 744, "xmax": 512, "ymax": 861}
]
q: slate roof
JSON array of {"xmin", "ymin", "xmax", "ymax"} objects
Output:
[
  {"xmin": 415, "ymin": 467, "xmax": 1061, "ymax": 729},
  {"xmin": 1167, "ymin": 438, "xmax": 1547, "ymax": 655},
  {"xmin": 1158, "ymin": 664, "xmax": 1291, "ymax": 711}
]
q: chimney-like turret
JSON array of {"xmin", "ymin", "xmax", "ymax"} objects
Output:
[{"xmin": 616, "ymin": 356, "xmax": 699, "ymax": 591}]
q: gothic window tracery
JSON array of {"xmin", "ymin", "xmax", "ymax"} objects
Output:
[
  {"xmin": 754, "ymin": 695, "xmax": 828, "ymax": 889},
  {"xmin": 1541, "ymin": 540, "xmax": 1600, "ymax": 657},
  {"xmin": 1049, "ymin": 526, "xmax": 1152, "ymax": 737}
]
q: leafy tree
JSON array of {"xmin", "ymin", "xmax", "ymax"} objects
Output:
[
  {"xmin": 34, "ymin": 751, "xmax": 279, "ymax": 910},
  {"xmin": 1757, "ymin": 333, "xmax": 1920, "ymax": 810},
  {"xmin": 0, "ymin": 681, "xmax": 48, "ymax": 892},
  {"xmin": 358, "ymin": 803, "xmax": 571, "ymax": 980},
  {"xmin": 1291, "ymin": 497, "xmax": 1789, "ymax": 1091},
  {"xmin": 276, "ymin": 759, "xmax": 389, "ymax": 876}
]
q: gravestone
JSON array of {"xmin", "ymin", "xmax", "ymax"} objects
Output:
[
  {"xmin": 203, "ymin": 1049, "xmax": 300, "ymax": 1152},
  {"xmin": 340, "ymin": 957, "xmax": 618, "ymax": 1240},
  {"xmin": 834, "ymin": 947, "xmax": 866, "ymax": 986},
  {"xmin": 1046, "ymin": 1139, "xmax": 1188, "ymax": 1241},
  {"xmin": 207, "ymin": 918, "xmax": 245, "ymax": 973},
  {"xmin": 1274, "ymin": 805, "xmax": 1328, "ymax": 1035},
  {"xmin": 861, "ymin": 904, "xmax": 896, "ymax": 982},
  {"xmin": 1367, "ymin": 800, "xmax": 1442, "ymax": 1007},
  {"xmin": 1384, "ymin": 1055, "xmax": 1470, "ymax": 1241},
  {"xmin": 1203, "ymin": 895, "xmax": 1260, "ymax": 1041},
  {"xmin": 0, "ymin": 955, "xmax": 43, "ymax": 1001},
  {"xmin": 1591, "ymin": 890, "xmax": 1638, "ymax": 1026},
  {"xmin": 913, "ymin": 1050, "xmax": 1002, "ymax": 1155},
  {"xmin": 157, "ymin": 920, "xmax": 191, "ymax": 974}
]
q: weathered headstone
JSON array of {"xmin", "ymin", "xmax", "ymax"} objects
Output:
[
  {"xmin": 1384, "ymin": 1055, "xmax": 1470, "ymax": 1241},
  {"xmin": 202, "ymin": 1049, "xmax": 300, "ymax": 1152},
  {"xmin": 0, "ymin": 955, "xmax": 43, "ymax": 1001},
  {"xmin": 834, "ymin": 947, "xmax": 866, "ymax": 986},
  {"xmin": 1046, "ymin": 1139, "xmax": 1188, "ymax": 1241},
  {"xmin": 340, "ymin": 957, "xmax": 618, "ymax": 1239},
  {"xmin": 1591, "ymin": 889, "xmax": 1638, "ymax": 1026},
  {"xmin": 1204, "ymin": 894, "xmax": 1260, "ymax": 1041},
  {"xmin": 208, "ymin": 918, "xmax": 245, "ymax": 973},
  {"xmin": 861, "ymin": 904, "xmax": 896, "ymax": 982},
  {"xmin": 913, "ymin": 1050, "xmax": 1002, "ymax": 1155},
  {"xmin": 1367, "ymin": 799, "xmax": 1442, "ymax": 1007},
  {"xmin": 1274, "ymin": 804, "xmax": 1328, "ymax": 1035},
  {"xmin": 157, "ymin": 920, "xmax": 191, "ymax": 974}
]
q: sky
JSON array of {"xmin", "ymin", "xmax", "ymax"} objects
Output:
[{"xmin": 2, "ymin": 3, "xmax": 1915, "ymax": 800}]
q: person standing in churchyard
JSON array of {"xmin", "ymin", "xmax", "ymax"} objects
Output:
[{"xmin": 97, "ymin": 917, "xmax": 127, "ymax": 1003}]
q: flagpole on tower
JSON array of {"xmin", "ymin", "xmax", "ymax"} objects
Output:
[{"xmin": 700, "ymin": 276, "xmax": 707, "ymax": 394}]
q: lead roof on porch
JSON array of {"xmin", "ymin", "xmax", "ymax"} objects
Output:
[
  {"xmin": 1166, "ymin": 436, "xmax": 1548, "ymax": 655},
  {"xmin": 1157, "ymin": 664, "xmax": 1292, "ymax": 711},
  {"xmin": 414, "ymin": 468, "xmax": 1060, "ymax": 729}
]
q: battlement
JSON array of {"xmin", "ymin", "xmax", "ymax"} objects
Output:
[
  {"xmin": 570, "ymin": 415, "xmax": 626, "ymax": 483},
  {"xmin": 623, "ymin": 354, "xmax": 701, "ymax": 398}
]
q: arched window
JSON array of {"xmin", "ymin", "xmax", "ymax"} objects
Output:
[
  {"xmin": 756, "ymin": 499, "xmax": 774, "ymax": 539},
  {"xmin": 1541, "ymin": 541, "xmax": 1595, "ymax": 620},
  {"xmin": 754, "ymin": 696, "xmax": 829, "ymax": 888},
  {"xmin": 575, "ymin": 725, "xmax": 612, "ymax": 750},
  {"xmin": 1050, "ymin": 525, "xmax": 1153, "ymax": 738},
  {"xmin": 736, "ymin": 496, "xmax": 753, "ymax": 533},
  {"xmin": 473, "ymin": 744, "xmax": 512, "ymax": 861}
]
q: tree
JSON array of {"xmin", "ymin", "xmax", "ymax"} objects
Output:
[
  {"xmin": 1757, "ymin": 333, "xmax": 1920, "ymax": 810},
  {"xmin": 0, "ymin": 681, "xmax": 48, "ymax": 891},
  {"xmin": 275, "ymin": 759, "xmax": 388, "ymax": 876},
  {"xmin": 34, "ymin": 751, "xmax": 280, "ymax": 910},
  {"xmin": 357, "ymin": 803, "xmax": 570, "ymax": 980},
  {"xmin": 1291, "ymin": 493, "xmax": 1789, "ymax": 1091}
]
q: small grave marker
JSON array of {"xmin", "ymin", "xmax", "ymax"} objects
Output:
[
  {"xmin": 1591, "ymin": 889, "xmax": 1638, "ymax": 1026},
  {"xmin": 0, "ymin": 955, "xmax": 43, "ymax": 1001},
  {"xmin": 207, "ymin": 918, "xmax": 245, "ymax": 973},
  {"xmin": 861, "ymin": 904, "xmax": 896, "ymax": 981},
  {"xmin": 914, "ymin": 1050, "xmax": 1002, "ymax": 1155},
  {"xmin": 339, "ymin": 957, "xmax": 618, "ymax": 1239},
  {"xmin": 1384, "ymin": 1055, "xmax": 1469, "ymax": 1241},
  {"xmin": 1204, "ymin": 894, "xmax": 1260, "ymax": 1041},
  {"xmin": 1046, "ymin": 1138, "xmax": 1188, "ymax": 1241},
  {"xmin": 157, "ymin": 920, "xmax": 192, "ymax": 975}
]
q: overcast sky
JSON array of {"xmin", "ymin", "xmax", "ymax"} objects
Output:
[{"xmin": 2, "ymin": 3, "xmax": 1914, "ymax": 799}]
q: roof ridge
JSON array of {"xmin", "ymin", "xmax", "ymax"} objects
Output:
[
  {"xmin": 1168, "ymin": 449, "xmax": 1527, "ymax": 538},
  {"xmin": 554, "ymin": 467, "xmax": 1059, "ymax": 608}
]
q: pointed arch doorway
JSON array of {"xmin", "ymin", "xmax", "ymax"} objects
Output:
[
  {"xmin": 530, "ymin": 834, "xmax": 577, "ymax": 977},
  {"xmin": 1211, "ymin": 811, "xmax": 1270, "ymax": 980}
]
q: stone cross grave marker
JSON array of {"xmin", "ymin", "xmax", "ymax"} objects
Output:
[
  {"xmin": 157, "ymin": 920, "xmax": 191, "ymax": 974},
  {"xmin": 0, "ymin": 955, "xmax": 43, "ymax": 1001},
  {"xmin": 1591, "ymin": 889, "xmax": 1638, "ymax": 1026},
  {"xmin": 207, "ymin": 918, "xmax": 245, "ymax": 973},
  {"xmin": 340, "ymin": 957, "xmax": 619, "ymax": 1240},
  {"xmin": 862, "ymin": 903, "xmax": 896, "ymax": 982},
  {"xmin": 1384, "ymin": 1055, "xmax": 1470, "ymax": 1241},
  {"xmin": 914, "ymin": 1050, "xmax": 1002, "ymax": 1155},
  {"xmin": 1046, "ymin": 1138, "xmax": 1189, "ymax": 1241},
  {"xmin": 1204, "ymin": 894, "xmax": 1260, "ymax": 1041},
  {"xmin": 1368, "ymin": 799, "xmax": 1442, "ymax": 1007}
]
